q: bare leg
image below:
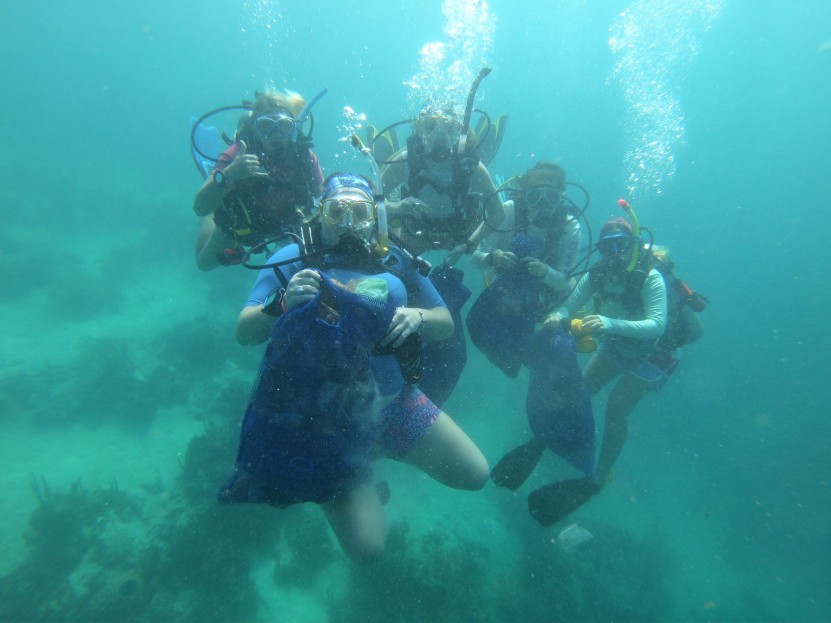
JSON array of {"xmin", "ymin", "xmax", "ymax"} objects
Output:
[
  {"xmin": 321, "ymin": 482, "xmax": 388, "ymax": 564},
  {"xmin": 582, "ymin": 351, "xmax": 623, "ymax": 396},
  {"xmin": 593, "ymin": 374, "xmax": 653, "ymax": 484},
  {"xmin": 403, "ymin": 412, "xmax": 489, "ymax": 490},
  {"xmin": 195, "ymin": 217, "xmax": 236, "ymax": 271}
]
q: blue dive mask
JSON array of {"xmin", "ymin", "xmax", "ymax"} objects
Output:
[{"xmin": 597, "ymin": 232, "xmax": 634, "ymax": 258}]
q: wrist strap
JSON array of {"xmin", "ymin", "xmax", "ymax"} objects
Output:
[
  {"xmin": 261, "ymin": 288, "xmax": 286, "ymax": 317},
  {"xmin": 416, "ymin": 309, "xmax": 426, "ymax": 332}
]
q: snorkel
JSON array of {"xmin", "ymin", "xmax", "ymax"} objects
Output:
[
  {"xmin": 458, "ymin": 67, "xmax": 492, "ymax": 154},
  {"xmin": 617, "ymin": 198, "xmax": 641, "ymax": 272},
  {"xmin": 351, "ymin": 133, "xmax": 389, "ymax": 257},
  {"xmin": 291, "ymin": 87, "xmax": 328, "ymax": 142}
]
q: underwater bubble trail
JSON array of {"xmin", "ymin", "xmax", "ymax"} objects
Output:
[
  {"xmin": 608, "ymin": 0, "xmax": 725, "ymax": 198},
  {"xmin": 334, "ymin": 106, "xmax": 369, "ymax": 165},
  {"xmin": 405, "ymin": 0, "xmax": 495, "ymax": 115},
  {"xmin": 241, "ymin": 0, "xmax": 285, "ymax": 84}
]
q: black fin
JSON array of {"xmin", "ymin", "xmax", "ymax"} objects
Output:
[
  {"xmin": 490, "ymin": 437, "xmax": 546, "ymax": 491},
  {"xmin": 527, "ymin": 478, "xmax": 600, "ymax": 527}
]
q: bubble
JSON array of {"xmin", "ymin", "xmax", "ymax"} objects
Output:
[
  {"xmin": 241, "ymin": 0, "xmax": 285, "ymax": 78},
  {"xmin": 339, "ymin": 105, "xmax": 370, "ymax": 147},
  {"xmin": 608, "ymin": 0, "xmax": 724, "ymax": 198},
  {"xmin": 405, "ymin": 0, "xmax": 495, "ymax": 115}
]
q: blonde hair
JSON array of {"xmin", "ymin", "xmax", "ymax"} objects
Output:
[
  {"xmin": 252, "ymin": 89, "xmax": 306, "ymax": 119},
  {"xmin": 651, "ymin": 244, "xmax": 670, "ymax": 263}
]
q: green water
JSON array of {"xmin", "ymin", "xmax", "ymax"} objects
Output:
[{"xmin": 0, "ymin": 1, "xmax": 828, "ymax": 621}]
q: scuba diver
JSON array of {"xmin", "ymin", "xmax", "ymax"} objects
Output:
[
  {"xmin": 362, "ymin": 69, "xmax": 505, "ymax": 408},
  {"xmin": 466, "ymin": 162, "xmax": 587, "ymax": 378},
  {"xmin": 494, "ymin": 203, "xmax": 705, "ymax": 527},
  {"xmin": 219, "ymin": 171, "xmax": 489, "ymax": 563},
  {"xmin": 379, "ymin": 69, "xmax": 505, "ymax": 261},
  {"xmin": 191, "ymin": 89, "xmax": 324, "ymax": 271}
]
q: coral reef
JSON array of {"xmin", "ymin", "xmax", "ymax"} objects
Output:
[
  {"xmin": 498, "ymin": 521, "xmax": 676, "ymax": 622},
  {"xmin": 332, "ymin": 523, "xmax": 492, "ymax": 623},
  {"xmin": 0, "ymin": 422, "xmax": 284, "ymax": 622},
  {"xmin": 13, "ymin": 336, "xmax": 187, "ymax": 431},
  {"xmin": 0, "ymin": 478, "xmax": 148, "ymax": 622}
]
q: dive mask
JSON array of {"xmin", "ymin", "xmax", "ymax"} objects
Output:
[
  {"xmin": 524, "ymin": 186, "xmax": 565, "ymax": 229},
  {"xmin": 321, "ymin": 195, "xmax": 376, "ymax": 236},
  {"xmin": 525, "ymin": 186, "xmax": 564, "ymax": 210},
  {"xmin": 597, "ymin": 232, "xmax": 634, "ymax": 258},
  {"xmin": 254, "ymin": 111, "xmax": 296, "ymax": 140}
]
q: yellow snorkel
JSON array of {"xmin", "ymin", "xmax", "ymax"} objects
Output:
[
  {"xmin": 351, "ymin": 133, "xmax": 389, "ymax": 257},
  {"xmin": 617, "ymin": 198, "xmax": 641, "ymax": 272}
]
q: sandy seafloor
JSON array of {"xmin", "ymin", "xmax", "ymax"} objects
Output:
[{"xmin": 0, "ymin": 1, "xmax": 829, "ymax": 621}]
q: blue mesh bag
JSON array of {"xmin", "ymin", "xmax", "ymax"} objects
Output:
[
  {"xmin": 465, "ymin": 233, "xmax": 545, "ymax": 378},
  {"xmin": 218, "ymin": 274, "xmax": 402, "ymax": 507},
  {"xmin": 419, "ymin": 264, "xmax": 472, "ymax": 407},
  {"xmin": 523, "ymin": 324, "xmax": 595, "ymax": 477},
  {"xmin": 466, "ymin": 268, "xmax": 539, "ymax": 378}
]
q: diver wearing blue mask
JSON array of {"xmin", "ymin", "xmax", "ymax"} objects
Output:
[{"xmin": 529, "ymin": 211, "xmax": 670, "ymax": 526}]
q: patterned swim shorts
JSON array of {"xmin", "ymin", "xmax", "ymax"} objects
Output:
[{"xmin": 376, "ymin": 385, "xmax": 440, "ymax": 458}]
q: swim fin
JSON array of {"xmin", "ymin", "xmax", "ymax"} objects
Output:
[
  {"xmin": 491, "ymin": 437, "xmax": 546, "ymax": 491},
  {"xmin": 190, "ymin": 116, "xmax": 223, "ymax": 179},
  {"xmin": 366, "ymin": 124, "xmax": 399, "ymax": 164},
  {"xmin": 527, "ymin": 478, "xmax": 600, "ymax": 527},
  {"xmin": 365, "ymin": 125, "xmax": 377, "ymax": 150},
  {"xmin": 474, "ymin": 113, "xmax": 508, "ymax": 166}
]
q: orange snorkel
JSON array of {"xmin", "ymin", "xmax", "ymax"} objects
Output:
[{"xmin": 617, "ymin": 198, "xmax": 641, "ymax": 272}]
